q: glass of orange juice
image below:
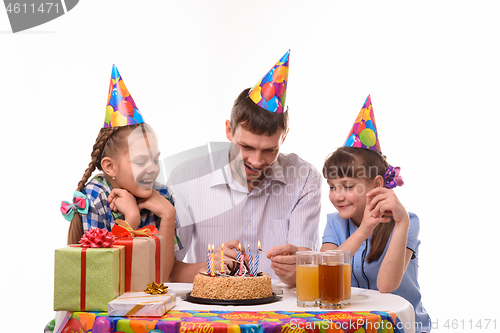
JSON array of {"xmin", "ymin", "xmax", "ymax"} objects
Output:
[
  {"xmin": 328, "ymin": 250, "xmax": 351, "ymax": 305},
  {"xmin": 296, "ymin": 251, "xmax": 319, "ymax": 307}
]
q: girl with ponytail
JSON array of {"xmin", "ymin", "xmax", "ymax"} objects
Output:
[
  {"xmin": 320, "ymin": 96, "xmax": 430, "ymax": 332},
  {"xmin": 61, "ymin": 65, "xmax": 180, "ymax": 280}
]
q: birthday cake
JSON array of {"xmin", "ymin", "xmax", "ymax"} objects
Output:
[{"xmin": 191, "ymin": 272, "xmax": 273, "ymax": 300}]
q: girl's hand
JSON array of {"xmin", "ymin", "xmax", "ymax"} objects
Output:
[
  {"xmin": 136, "ymin": 190, "xmax": 175, "ymax": 223},
  {"xmin": 358, "ymin": 190, "xmax": 392, "ymax": 237},
  {"xmin": 108, "ymin": 188, "xmax": 141, "ymax": 229},
  {"xmin": 108, "ymin": 188, "xmax": 140, "ymax": 217},
  {"xmin": 365, "ymin": 187, "xmax": 408, "ymax": 224}
]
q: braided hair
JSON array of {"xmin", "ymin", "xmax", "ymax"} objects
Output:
[{"xmin": 67, "ymin": 123, "xmax": 150, "ymax": 244}]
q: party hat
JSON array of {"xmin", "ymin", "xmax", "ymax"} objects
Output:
[
  {"xmin": 344, "ymin": 95, "xmax": 381, "ymax": 152},
  {"xmin": 248, "ymin": 50, "xmax": 290, "ymax": 113},
  {"xmin": 103, "ymin": 65, "xmax": 144, "ymax": 128}
]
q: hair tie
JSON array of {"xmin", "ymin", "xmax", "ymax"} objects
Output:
[
  {"xmin": 60, "ymin": 191, "xmax": 89, "ymax": 221},
  {"xmin": 383, "ymin": 165, "xmax": 404, "ymax": 189}
]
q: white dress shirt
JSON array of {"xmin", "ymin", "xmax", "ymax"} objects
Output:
[{"xmin": 167, "ymin": 147, "xmax": 321, "ymax": 278}]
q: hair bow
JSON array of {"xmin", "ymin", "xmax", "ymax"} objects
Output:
[
  {"xmin": 60, "ymin": 191, "xmax": 89, "ymax": 221},
  {"xmin": 111, "ymin": 219, "xmax": 158, "ymax": 238},
  {"xmin": 383, "ymin": 166, "xmax": 404, "ymax": 189}
]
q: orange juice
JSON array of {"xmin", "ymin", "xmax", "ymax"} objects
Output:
[
  {"xmin": 344, "ymin": 263, "xmax": 351, "ymax": 303},
  {"xmin": 296, "ymin": 264, "xmax": 319, "ymax": 303}
]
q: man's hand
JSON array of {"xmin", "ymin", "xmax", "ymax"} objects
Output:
[
  {"xmin": 267, "ymin": 243, "xmax": 303, "ymax": 286},
  {"xmin": 213, "ymin": 239, "xmax": 245, "ymax": 270}
]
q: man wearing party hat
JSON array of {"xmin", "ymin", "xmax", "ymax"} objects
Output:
[{"xmin": 168, "ymin": 50, "xmax": 321, "ymax": 285}]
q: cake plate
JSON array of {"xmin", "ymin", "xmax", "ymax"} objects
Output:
[{"xmin": 183, "ymin": 292, "xmax": 282, "ymax": 306}]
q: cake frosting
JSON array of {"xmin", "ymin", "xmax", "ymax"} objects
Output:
[{"xmin": 191, "ymin": 272, "xmax": 273, "ymax": 300}]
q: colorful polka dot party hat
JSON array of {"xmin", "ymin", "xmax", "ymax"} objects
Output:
[
  {"xmin": 248, "ymin": 50, "xmax": 290, "ymax": 113},
  {"xmin": 103, "ymin": 65, "xmax": 144, "ymax": 128},
  {"xmin": 344, "ymin": 95, "xmax": 381, "ymax": 152}
]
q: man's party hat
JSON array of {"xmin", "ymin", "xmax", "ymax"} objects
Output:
[
  {"xmin": 103, "ymin": 65, "xmax": 144, "ymax": 128},
  {"xmin": 344, "ymin": 95, "xmax": 381, "ymax": 152},
  {"xmin": 248, "ymin": 50, "xmax": 290, "ymax": 113}
]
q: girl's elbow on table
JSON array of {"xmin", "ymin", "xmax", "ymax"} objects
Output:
[{"xmin": 377, "ymin": 280, "xmax": 401, "ymax": 294}]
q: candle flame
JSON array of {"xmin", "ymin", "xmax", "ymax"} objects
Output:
[
  {"xmin": 222, "ymin": 243, "xmax": 224, "ymax": 250},
  {"xmin": 238, "ymin": 243, "xmax": 241, "ymax": 250},
  {"xmin": 208, "ymin": 244, "xmax": 210, "ymax": 251}
]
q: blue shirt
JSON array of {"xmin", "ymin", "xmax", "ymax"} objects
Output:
[{"xmin": 323, "ymin": 212, "xmax": 430, "ymax": 333}]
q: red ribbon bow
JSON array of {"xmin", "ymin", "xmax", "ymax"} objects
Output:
[
  {"xmin": 79, "ymin": 228, "xmax": 115, "ymax": 248},
  {"xmin": 111, "ymin": 219, "xmax": 159, "ymax": 239}
]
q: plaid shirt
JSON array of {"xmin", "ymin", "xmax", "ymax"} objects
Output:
[{"xmin": 81, "ymin": 174, "xmax": 182, "ymax": 251}]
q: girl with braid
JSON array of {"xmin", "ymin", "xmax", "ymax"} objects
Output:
[
  {"xmin": 61, "ymin": 65, "xmax": 181, "ymax": 279},
  {"xmin": 320, "ymin": 96, "xmax": 430, "ymax": 332}
]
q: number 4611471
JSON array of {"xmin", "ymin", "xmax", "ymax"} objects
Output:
[
  {"xmin": 444, "ymin": 319, "xmax": 497, "ymax": 330},
  {"xmin": 6, "ymin": 2, "xmax": 60, "ymax": 14}
]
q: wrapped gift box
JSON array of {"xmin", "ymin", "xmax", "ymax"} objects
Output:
[
  {"xmin": 114, "ymin": 235, "xmax": 163, "ymax": 292},
  {"xmin": 108, "ymin": 291, "xmax": 175, "ymax": 317},
  {"xmin": 54, "ymin": 245, "xmax": 125, "ymax": 311}
]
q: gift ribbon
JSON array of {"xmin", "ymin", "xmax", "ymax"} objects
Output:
[
  {"xmin": 80, "ymin": 248, "xmax": 87, "ymax": 311},
  {"xmin": 60, "ymin": 191, "xmax": 89, "ymax": 222},
  {"xmin": 112, "ymin": 220, "xmax": 162, "ymax": 291},
  {"xmin": 79, "ymin": 228, "xmax": 114, "ymax": 248},
  {"xmin": 70, "ymin": 243, "xmax": 124, "ymax": 311},
  {"xmin": 111, "ymin": 219, "xmax": 159, "ymax": 238},
  {"xmin": 144, "ymin": 282, "xmax": 168, "ymax": 295},
  {"xmin": 124, "ymin": 295, "xmax": 174, "ymax": 316},
  {"xmin": 115, "ymin": 238, "xmax": 134, "ymax": 292},
  {"xmin": 153, "ymin": 236, "xmax": 161, "ymax": 283}
]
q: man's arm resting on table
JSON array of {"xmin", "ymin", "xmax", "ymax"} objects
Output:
[{"xmin": 168, "ymin": 259, "xmax": 206, "ymax": 283}]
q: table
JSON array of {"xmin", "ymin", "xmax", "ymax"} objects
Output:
[{"xmin": 49, "ymin": 282, "xmax": 416, "ymax": 333}]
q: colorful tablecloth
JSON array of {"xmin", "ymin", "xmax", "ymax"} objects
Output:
[{"xmin": 49, "ymin": 310, "xmax": 406, "ymax": 333}]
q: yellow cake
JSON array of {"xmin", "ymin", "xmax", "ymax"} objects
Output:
[{"xmin": 191, "ymin": 273, "xmax": 273, "ymax": 300}]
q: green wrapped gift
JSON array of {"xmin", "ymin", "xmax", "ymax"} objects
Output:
[{"xmin": 54, "ymin": 245, "xmax": 125, "ymax": 311}]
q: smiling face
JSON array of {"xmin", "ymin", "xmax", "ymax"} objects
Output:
[
  {"xmin": 226, "ymin": 120, "xmax": 285, "ymax": 191},
  {"xmin": 113, "ymin": 128, "xmax": 161, "ymax": 198},
  {"xmin": 323, "ymin": 147, "xmax": 390, "ymax": 225},
  {"xmin": 327, "ymin": 177, "xmax": 376, "ymax": 225}
]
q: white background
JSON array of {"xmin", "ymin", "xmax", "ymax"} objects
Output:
[{"xmin": 1, "ymin": 1, "xmax": 499, "ymax": 331}]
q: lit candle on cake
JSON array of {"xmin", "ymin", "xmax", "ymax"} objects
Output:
[
  {"xmin": 248, "ymin": 244, "xmax": 253, "ymax": 277},
  {"xmin": 255, "ymin": 240, "xmax": 260, "ymax": 276},
  {"xmin": 207, "ymin": 244, "xmax": 211, "ymax": 275},
  {"xmin": 236, "ymin": 243, "xmax": 242, "ymax": 276},
  {"xmin": 220, "ymin": 243, "xmax": 225, "ymax": 274},
  {"xmin": 210, "ymin": 244, "xmax": 215, "ymax": 277}
]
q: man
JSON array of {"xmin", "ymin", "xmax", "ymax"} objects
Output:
[{"xmin": 168, "ymin": 50, "xmax": 321, "ymax": 285}]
